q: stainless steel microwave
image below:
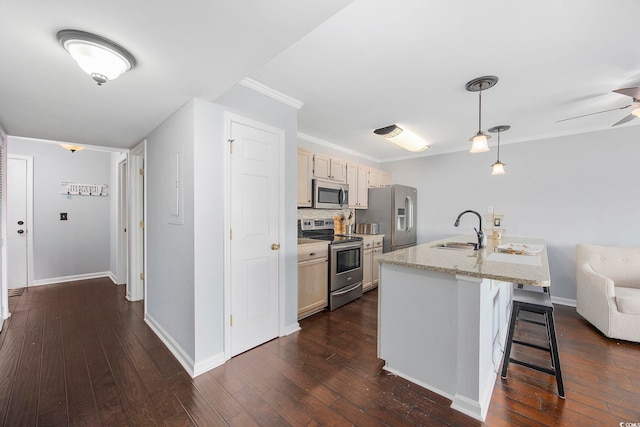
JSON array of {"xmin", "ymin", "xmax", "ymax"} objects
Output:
[{"xmin": 313, "ymin": 179, "xmax": 349, "ymax": 209}]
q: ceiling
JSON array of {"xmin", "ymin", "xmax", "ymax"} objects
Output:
[{"xmin": 2, "ymin": 0, "xmax": 639, "ymax": 161}]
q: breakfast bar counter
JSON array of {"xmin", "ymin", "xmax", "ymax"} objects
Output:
[{"xmin": 375, "ymin": 235, "xmax": 550, "ymax": 421}]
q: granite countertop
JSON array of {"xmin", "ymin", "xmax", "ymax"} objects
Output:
[
  {"xmin": 297, "ymin": 238, "xmax": 329, "ymax": 247},
  {"xmin": 376, "ymin": 235, "xmax": 550, "ymax": 286}
]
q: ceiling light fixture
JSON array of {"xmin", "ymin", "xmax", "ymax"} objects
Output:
[
  {"xmin": 488, "ymin": 125, "xmax": 509, "ymax": 175},
  {"xmin": 60, "ymin": 144, "xmax": 85, "ymax": 153},
  {"xmin": 465, "ymin": 76, "xmax": 498, "ymax": 153},
  {"xmin": 57, "ymin": 29, "xmax": 136, "ymax": 86},
  {"xmin": 373, "ymin": 124, "xmax": 430, "ymax": 152}
]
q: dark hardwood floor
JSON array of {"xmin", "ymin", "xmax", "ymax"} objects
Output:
[{"xmin": 1, "ymin": 278, "xmax": 639, "ymax": 426}]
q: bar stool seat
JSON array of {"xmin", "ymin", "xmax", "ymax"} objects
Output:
[{"xmin": 501, "ymin": 288, "xmax": 565, "ymax": 398}]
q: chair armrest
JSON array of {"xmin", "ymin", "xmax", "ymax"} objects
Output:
[
  {"xmin": 578, "ymin": 262, "xmax": 616, "ymax": 301},
  {"xmin": 577, "ymin": 262, "xmax": 617, "ymax": 319}
]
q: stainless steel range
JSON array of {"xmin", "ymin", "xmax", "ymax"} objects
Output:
[{"xmin": 299, "ymin": 219, "xmax": 364, "ymax": 310}]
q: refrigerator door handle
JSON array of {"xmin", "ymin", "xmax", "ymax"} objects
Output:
[{"xmin": 406, "ymin": 196, "xmax": 414, "ymax": 233}]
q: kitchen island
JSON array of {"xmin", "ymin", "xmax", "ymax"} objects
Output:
[{"xmin": 376, "ymin": 235, "xmax": 550, "ymax": 421}]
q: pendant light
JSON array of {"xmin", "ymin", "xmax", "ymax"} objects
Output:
[
  {"xmin": 373, "ymin": 124, "xmax": 430, "ymax": 152},
  {"xmin": 57, "ymin": 30, "xmax": 136, "ymax": 86},
  {"xmin": 488, "ymin": 125, "xmax": 509, "ymax": 175},
  {"xmin": 465, "ymin": 76, "xmax": 498, "ymax": 153}
]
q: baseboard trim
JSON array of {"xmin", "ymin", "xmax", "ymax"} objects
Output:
[
  {"xmin": 32, "ymin": 271, "xmax": 116, "ymax": 287},
  {"xmin": 144, "ymin": 313, "xmax": 195, "ymax": 377},
  {"xmin": 282, "ymin": 322, "xmax": 301, "ymax": 336},
  {"xmin": 193, "ymin": 353, "xmax": 226, "ymax": 377},
  {"xmin": 551, "ymin": 296, "xmax": 576, "ymax": 307}
]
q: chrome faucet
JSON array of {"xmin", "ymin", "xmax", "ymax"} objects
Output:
[{"xmin": 454, "ymin": 210, "xmax": 485, "ymax": 250}]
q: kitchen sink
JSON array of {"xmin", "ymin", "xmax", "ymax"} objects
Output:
[{"xmin": 432, "ymin": 242, "xmax": 477, "ymax": 250}]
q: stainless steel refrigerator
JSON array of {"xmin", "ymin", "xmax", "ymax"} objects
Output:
[{"xmin": 358, "ymin": 185, "xmax": 417, "ymax": 253}]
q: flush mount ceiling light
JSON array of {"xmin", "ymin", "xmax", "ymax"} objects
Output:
[
  {"xmin": 465, "ymin": 76, "xmax": 498, "ymax": 153},
  {"xmin": 373, "ymin": 125, "xmax": 430, "ymax": 152},
  {"xmin": 60, "ymin": 144, "xmax": 85, "ymax": 153},
  {"xmin": 57, "ymin": 29, "xmax": 136, "ymax": 86},
  {"xmin": 488, "ymin": 125, "xmax": 509, "ymax": 175}
]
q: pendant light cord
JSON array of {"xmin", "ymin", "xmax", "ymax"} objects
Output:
[{"xmin": 477, "ymin": 84, "xmax": 483, "ymax": 132}]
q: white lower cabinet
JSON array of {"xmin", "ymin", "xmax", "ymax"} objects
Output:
[
  {"xmin": 298, "ymin": 243, "xmax": 328, "ymax": 319},
  {"xmin": 363, "ymin": 236, "xmax": 384, "ymax": 292}
]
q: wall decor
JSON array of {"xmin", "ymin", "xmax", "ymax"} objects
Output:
[{"xmin": 60, "ymin": 182, "xmax": 109, "ymax": 196}]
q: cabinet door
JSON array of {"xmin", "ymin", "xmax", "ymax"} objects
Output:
[
  {"xmin": 356, "ymin": 165, "xmax": 369, "ymax": 209},
  {"xmin": 297, "ymin": 148, "xmax": 312, "ymax": 207},
  {"xmin": 382, "ymin": 172, "xmax": 392, "ymax": 186},
  {"xmin": 313, "ymin": 154, "xmax": 331, "ymax": 180},
  {"xmin": 330, "ymin": 158, "xmax": 347, "ymax": 183},
  {"xmin": 362, "ymin": 248, "xmax": 373, "ymax": 292},
  {"xmin": 372, "ymin": 247, "xmax": 383, "ymax": 285},
  {"xmin": 368, "ymin": 168, "xmax": 382, "ymax": 188},
  {"xmin": 298, "ymin": 257, "xmax": 328, "ymax": 319},
  {"xmin": 346, "ymin": 164, "xmax": 358, "ymax": 208}
]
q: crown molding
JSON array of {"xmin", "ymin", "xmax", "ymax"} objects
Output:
[
  {"xmin": 297, "ymin": 132, "xmax": 380, "ymax": 163},
  {"xmin": 239, "ymin": 78, "xmax": 303, "ymax": 110}
]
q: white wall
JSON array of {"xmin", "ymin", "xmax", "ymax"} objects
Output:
[
  {"xmin": 7, "ymin": 138, "xmax": 113, "ymax": 283},
  {"xmin": 145, "ymin": 101, "xmax": 196, "ymax": 362},
  {"xmin": 383, "ymin": 126, "xmax": 640, "ymax": 301}
]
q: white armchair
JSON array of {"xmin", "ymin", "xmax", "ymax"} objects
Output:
[{"xmin": 576, "ymin": 243, "xmax": 640, "ymax": 342}]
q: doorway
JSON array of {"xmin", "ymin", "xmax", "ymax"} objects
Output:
[
  {"xmin": 225, "ymin": 114, "xmax": 284, "ymax": 357},
  {"xmin": 128, "ymin": 141, "xmax": 145, "ymax": 303},
  {"xmin": 6, "ymin": 155, "xmax": 33, "ymax": 290}
]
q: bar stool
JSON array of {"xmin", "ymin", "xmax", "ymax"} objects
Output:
[{"xmin": 501, "ymin": 288, "xmax": 565, "ymax": 398}]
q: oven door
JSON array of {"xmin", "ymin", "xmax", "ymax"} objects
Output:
[{"xmin": 329, "ymin": 240, "xmax": 363, "ymax": 291}]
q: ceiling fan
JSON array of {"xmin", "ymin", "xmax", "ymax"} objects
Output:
[{"xmin": 558, "ymin": 86, "xmax": 640, "ymax": 126}]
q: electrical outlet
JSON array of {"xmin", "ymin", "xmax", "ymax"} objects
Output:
[{"xmin": 60, "ymin": 212, "xmax": 68, "ymax": 220}]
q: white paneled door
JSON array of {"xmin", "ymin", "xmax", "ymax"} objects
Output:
[
  {"xmin": 7, "ymin": 157, "xmax": 29, "ymax": 289},
  {"xmin": 229, "ymin": 119, "xmax": 281, "ymax": 356}
]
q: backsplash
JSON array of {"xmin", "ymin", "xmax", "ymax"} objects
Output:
[{"xmin": 297, "ymin": 208, "xmax": 352, "ymax": 220}]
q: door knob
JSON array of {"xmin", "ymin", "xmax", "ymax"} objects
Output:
[
  {"xmin": 271, "ymin": 243, "xmax": 280, "ymax": 250},
  {"xmin": 17, "ymin": 230, "xmax": 24, "ymax": 234}
]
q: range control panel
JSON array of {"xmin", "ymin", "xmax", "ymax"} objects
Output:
[{"xmin": 299, "ymin": 218, "xmax": 334, "ymax": 231}]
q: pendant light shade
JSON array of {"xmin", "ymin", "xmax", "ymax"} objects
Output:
[
  {"xmin": 57, "ymin": 30, "xmax": 136, "ymax": 85},
  {"xmin": 465, "ymin": 76, "xmax": 498, "ymax": 153},
  {"xmin": 488, "ymin": 125, "xmax": 510, "ymax": 175},
  {"xmin": 469, "ymin": 131, "xmax": 490, "ymax": 153},
  {"xmin": 373, "ymin": 125, "xmax": 430, "ymax": 152},
  {"xmin": 633, "ymin": 108, "xmax": 640, "ymax": 118}
]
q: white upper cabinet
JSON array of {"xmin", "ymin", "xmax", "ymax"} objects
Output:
[
  {"xmin": 346, "ymin": 164, "xmax": 369, "ymax": 209},
  {"xmin": 313, "ymin": 154, "xmax": 346, "ymax": 183},
  {"xmin": 297, "ymin": 148, "xmax": 313, "ymax": 207},
  {"xmin": 368, "ymin": 168, "xmax": 382, "ymax": 188}
]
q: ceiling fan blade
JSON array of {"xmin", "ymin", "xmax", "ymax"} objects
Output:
[
  {"xmin": 556, "ymin": 104, "xmax": 631, "ymax": 122},
  {"xmin": 613, "ymin": 86, "xmax": 640, "ymax": 99},
  {"xmin": 611, "ymin": 113, "xmax": 637, "ymax": 127}
]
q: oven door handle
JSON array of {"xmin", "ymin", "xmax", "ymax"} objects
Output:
[
  {"xmin": 331, "ymin": 240, "xmax": 363, "ymax": 251},
  {"xmin": 332, "ymin": 282, "xmax": 362, "ymax": 296}
]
